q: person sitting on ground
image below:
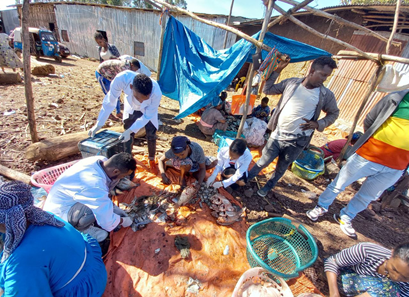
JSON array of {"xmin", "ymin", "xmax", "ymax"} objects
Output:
[
  {"xmin": 43, "ymin": 153, "xmax": 137, "ymax": 243},
  {"xmin": 197, "ymin": 97, "xmax": 228, "ymax": 139},
  {"xmin": 250, "ymin": 96, "xmax": 271, "ymax": 123},
  {"xmin": 320, "ymin": 131, "xmax": 363, "ymax": 162},
  {"xmin": 206, "ymin": 138, "xmax": 252, "ymax": 191},
  {"xmin": 0, "ymin": 181, "xmax": 107, "ymax": 297},
  {"xmin": 325, "ymin": 242, "xmax": 409, "ymax": 297},
  {"xmin": 159, "ymin": 136, "xmax": 217, "ymax": 189}
]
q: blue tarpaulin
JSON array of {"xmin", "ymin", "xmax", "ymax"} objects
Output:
[{"xmin": 158, "ymin": 16, "xmax": 331, "ymax": 119}]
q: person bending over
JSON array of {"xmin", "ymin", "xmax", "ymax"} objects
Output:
[
  {"xmin": 325, "ymin": 242, "xmax": 409, "ymax": 297},
  {"xmin": 44, "ymin": 153, "xmax": 137, "ymax": 243},
  {"xmin": 206, "ymin": 138, "xmax": 252, "ymax": 191}
]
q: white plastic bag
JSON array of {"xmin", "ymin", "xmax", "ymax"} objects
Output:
[{"xmin": 243, "ymin": 117, "xmax": 267, "ymax": 147}]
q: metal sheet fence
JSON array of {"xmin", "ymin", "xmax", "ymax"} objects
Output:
[{"xmin": 54, "ymin": 4, "xmax": 236, "ymax": 72}]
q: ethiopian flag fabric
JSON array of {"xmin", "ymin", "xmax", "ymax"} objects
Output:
[{"xmin": 357, "ymin": 93, "xmax": 409, "ymax": 170}]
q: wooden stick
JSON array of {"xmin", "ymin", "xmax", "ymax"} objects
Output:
[
  {"xmin": 268, "ymin": 0, "xmax": 313, "ymax": 28},
  {"xmin": 0, "ymin": 164, "xmax": 31, "ymax": 184},
  {"xmin": 274, "ymin": 5, "xmax": 378, "ymax": 62},
  {"xmin": 150, "ymin": 0, "xmax": 274, "ymax": 52},
  {"xmin": 22, "ymin": 0, "xmax": 39, "ymax": 143},
  {"xmin": 336, "ymin": 50, "xmax": 409, "ymax": 64},
  {"xmin": 223, "ymin": 0, "xmax": 235, "ymax": 49},
  {"xmin": 277, "ymin": 0, "xmax": 401, "ymax": 47},
  {"xmin": 337, "ymin": 65, "xmax": 384, "ymax": 164},
  {"xmin": 157, "ymin": 10, "xmax": 168, "ymax": 80},
  {"xmin": 386, "ymin": 0, "xmax": 402, "ymax": 55},
  {"xmin": 237, "ymin": 0, "xmax": 275, "ymax": 138}
]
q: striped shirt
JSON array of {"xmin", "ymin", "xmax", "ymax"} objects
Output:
[
  {"xmin": 357, "ymin": 93, "xmax": 409, "ymax": 170},
  {"xmin": 324, "ymin": 242, "xmax": 409, "ymax": 297}
]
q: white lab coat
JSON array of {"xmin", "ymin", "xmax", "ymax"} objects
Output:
[
  {"xmin": 43, "ymin": 156, "xmax": 121, "ymax": 231},
  {"xmin": 96, "ymin": 70, "xmax": 162, "ymax": 133},
  {"xmin": 214, "ymin": 147, "xmax": 253, "ymax": 188}
]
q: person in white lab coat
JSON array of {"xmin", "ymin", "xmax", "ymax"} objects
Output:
[
  {"xmin": 43, "ymin": 153, "xmax": 137, "ymax": 243},
  {"xmin": 206, "ymin": 138, "xmax": 253, "ymax": 190},
  {"xmin": 89, "ymin": 72, "xmax": 162, "ymax": 174}
]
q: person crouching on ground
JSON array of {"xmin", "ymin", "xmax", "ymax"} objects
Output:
[
  {"xmin": 206, "ymin": 138, "xmax": 252, "ymax": 191},
  {"xmin": 0, "ymin": 181, "xmax": 107, "ymax": 297},
  {"xmin": 325, "ymin": 242, "xmax": 409, "ymax": 297},
  {"xmin": 159, "ymin": 136, "xmax": 217, "ymax": 189},
  {"xmin": 320, "ymin": 131, "xmax": 363, "ymax": 162},
  {"xmin": 197, "ymin": 98, "xmax": 228, "ymax": 139},
  {"xmin": 43, "ymin": 153, "xmax": 137, "ymax": 244}
]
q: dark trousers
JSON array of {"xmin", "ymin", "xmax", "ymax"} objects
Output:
[
  {"xmin": 67, "ymin": 202, "xmax": 96, "ymax": 231},
  {"xmin": 123, "ymin": 110, "xmax": 157, "ymax": 159},
  {"xmin": 248, "ymin": 138, "xmax": 305, "ymax": 191},
  {"xmin": 221, "ymin": 166, "xmax": 247, "ymax": 190}
]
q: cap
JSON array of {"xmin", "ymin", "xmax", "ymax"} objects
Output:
[
  {"xmin": 352, "ymin": 131, "xmax": 363, "ymax": 141},
  {"xmin": 171, "ymin": 136, "xmax": 189, "ymax": 154}
]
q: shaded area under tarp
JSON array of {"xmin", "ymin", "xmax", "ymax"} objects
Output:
[
  {"xmin": 102, "ymin": 155, "xmax": 323, "ymax": 296},
  {"xmin": 158, "ymin": 16, "xmax": 331, "ymax": 119}
]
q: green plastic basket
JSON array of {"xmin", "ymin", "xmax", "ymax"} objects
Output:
[{"xmin": 246, "ymin": 218, "xmax": 318, "ymax": 279}]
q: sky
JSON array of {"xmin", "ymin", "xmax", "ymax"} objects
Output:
[{"xmin": 1, "ymin": 0, "xmax": 342, "ymax": 17}]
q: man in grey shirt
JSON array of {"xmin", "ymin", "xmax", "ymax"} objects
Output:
[{"xmin": 249, "ymin": 56, "xmax": 339, "ymax": 197}]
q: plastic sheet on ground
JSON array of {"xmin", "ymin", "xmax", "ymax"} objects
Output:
[{"xmin": 103, "ymin": 155, "xmax": 322, "ymax": 296}]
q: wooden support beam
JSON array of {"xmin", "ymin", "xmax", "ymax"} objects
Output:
[
  {"xmin": 274, "ymin": 4, "xmax": 378, "ymax": 62},
  {"xmin": 386, "ymin": 0, "xmax": 402, "ymax": 55},
  {"xmin": 0, "ymin": 164, "xmax": 31, "ymax": 185},
  {"xmin": 336, "ymin": 50, "xmax": 409, "ymax": 64},
  {"xmin": 22, "ymin": 0, "xmax": 39, "ymax": 143},
  {"xmin": 150, "ymin": 0, "xmax": 274, "ymax": 52},
  {"xmin": 267, "ymin": 0, "xmax": 313, "ymax": 28},
  {"xmin": 223, "ymin": 0, "xmax": 235, "ymax": 49},
  {"xmin": 237, "ymin": 0, "xmax": 275, "ymax": 138},
  {"xmin": 278, "ymin": 0, "xmax": 401, "ymax": 47}
]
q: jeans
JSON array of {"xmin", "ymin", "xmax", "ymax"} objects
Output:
[
  {"xmin": 123, "ymin": 110, "xmax": 157, "ymax": 159},
  {"xmin": 318, "ymin": 153, "xmax": 403, "ymax": 220},
  {"xmin": 248, "ymin": 138, "xmax": 304, "ymax": 192},
  {"xmin": 95, "ymin": 71, "xmax": 121, "ymax": 114}
]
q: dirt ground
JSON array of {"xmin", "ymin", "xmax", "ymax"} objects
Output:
[{"xmin": 1, "ymin": 57, "xmax": 408, "ymax": 295}]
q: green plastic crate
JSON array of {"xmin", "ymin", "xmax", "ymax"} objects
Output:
[{"xmin": 246, "ymin": 218, "xmax": 318, "ymax": 279}]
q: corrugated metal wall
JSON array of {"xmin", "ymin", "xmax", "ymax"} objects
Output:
[
  {"xmin": 1, "ymin": 9, "xmax": 20, "ymax": 34},
  {"xmin": 17, "ymin": 4, "xmax": 60, "ymax": 41},
  {"xmin": 54, "ymin": 4, "xmax": 236, "ymax": 72},
  {"xmin": 327, "ymin": 58, "xmax": 395, "ymax": 128}
]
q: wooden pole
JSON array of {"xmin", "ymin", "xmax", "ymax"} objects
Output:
[
  {"xmin": 274, "ymin": 4, "xmax": 377, "ymax": 62},
  {"xmin": 157, "ymin": 11, "xmax": 167, "ymax": 80},
  {"xmin": 278, "ymin": 0, "xmax": 401, "ymax": 47},
  {"xmin": 268, "ymin": 0, "xmax": 313, "ymax": 28},
  {"xmin": 223, "ymin": 0, "xmax": 235, "ymax": 49},
  {"xmin": 22, "ymin": 0, "xmax": 39, "ymax": 143},
  {"xmin": 0, "ymin": 164, "xmax": 31, "ymax": 185},
  {"xmin": 336, "ymin": 65, "xmax": 384, "ymax": 164},
  {"xmin": 386, "ymin": 0, "xmax": 402, "ymax": 55},
  {"xmin": 150, "ymin": 0, "xmax": 274, "ymax": 52},
  {"xmin": 335, "ymin": 50, "xmax": 409, "ymax": 64},
  {"xmin": 236, "ymin": 0, "xmax": 275, "ymax": 138}
]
